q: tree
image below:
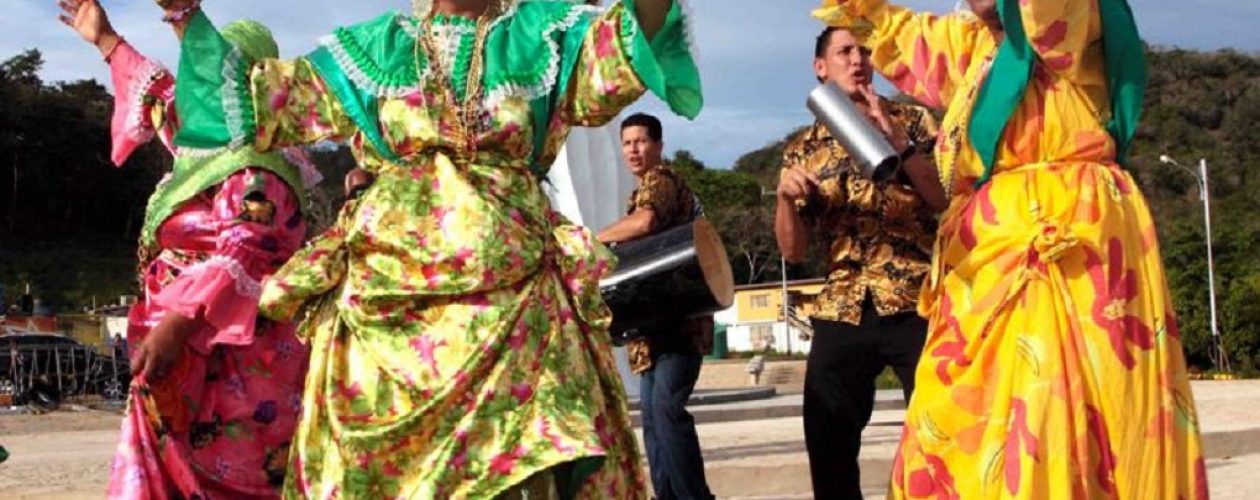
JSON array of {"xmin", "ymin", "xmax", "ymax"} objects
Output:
[
  {"xmin": 731, "ymin": 127, "xmax": 808, "ymax": 187},
  {"xmin": 4, "ymin": 46, "xmax": 1260, "ymax": 373},
  {"xmin": 670, "ymin": 150, "xmax": 779, "ymax": 284},
  {"xmin": 709, "ymin": 204, "xmax": 780, "ymax": 284}
]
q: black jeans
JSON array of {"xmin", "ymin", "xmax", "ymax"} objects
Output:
[
  {"xmin": 640, "ymin": 352, "xmax": 714, "ymax": 500},
  {"xmin": 803, "ymin": 301, "xmax": 927, "ymax": 499}
]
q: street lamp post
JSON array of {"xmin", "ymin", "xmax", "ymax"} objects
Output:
[
  {"xmin": 1159, "ymin": 155, "xmax": 1230, "ymax": 373},
  {"xmin": 781, "ymin": 252, "xmax": 791, "ymax": 355},
  {"xmin": 762, "ymin": 188, "xmax": 793, "ymax": 355}
]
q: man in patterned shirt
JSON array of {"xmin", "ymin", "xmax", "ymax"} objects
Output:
[
  {"xmin": 598, "ymin": 113, "xmax": 714, "ymax": 500},
  {"xmin": 774, "ymin": 26, "xmax": 947, "ymax": 499}
]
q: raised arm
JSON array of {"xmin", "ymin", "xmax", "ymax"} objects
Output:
[
  {"xmin": 813, "ymin": 0, "xmax": 987, "ymax": 109},
  {"xmin": 59, "ymin": 0, "xmax": 177, "ymax": 165},
  {"xmin": 1018, "ymin": 0, "xmax": 1103, "ymax": 82},
  {"xmin": 774, "ymin": 141, "xmax": 820, "ymax": 265},
  {"xmin": 559, "ymin": 0, "xmax": 701, "ymax": 127},
  {"xmin": 519, "ymin": 0, "xmax": 701, "ymax": 171},
  {"xmin": 631, "ymin": 0, "xmax": 671, "ymax": 40},
  {"xmin": 171, "ymin": 9, "xmax": 354, "ymax": 152},
  {"xmin": 106, "ymin": 43, "xmax": 178, "ymax": 165}
]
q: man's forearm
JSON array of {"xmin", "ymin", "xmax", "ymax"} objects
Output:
[
  {"xmin": 598, "ymin": 210, "xmax": 655, "ymax": 244},
  {"xmin": 902, "ymin": 155, "xmax": 948, "ymax": 212},
  {"xmin": 775, "ymin": 197, "xmax": 809, "ymax": 263}
]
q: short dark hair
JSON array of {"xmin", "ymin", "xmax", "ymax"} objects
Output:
[
  {"xmin": 621, "ymin": 113, "xmax": 663, "ymax": 142},
  {"xmin": 815, "ymin": 27, "xmax": 841, "ymax": 59}
]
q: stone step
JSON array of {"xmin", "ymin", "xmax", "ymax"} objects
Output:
[
  {"xmin": 627, "ymin": 387, "xmax": 778, "ymax": 413},
  {"xmin": 633, "ymin": 381, "xmax": 1260, "ymax": 498},
  {"xmin": 695, "ymin": 359, "xmax": 808, "ymax": 394},
  {"xmin": 629, "ymin": 390, "xmax": 906, "ymax": 427}
]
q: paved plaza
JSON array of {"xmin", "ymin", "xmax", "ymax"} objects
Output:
[{"xmin": 1, "ymin": 381, "xmax": 1258, "ymax": 498}]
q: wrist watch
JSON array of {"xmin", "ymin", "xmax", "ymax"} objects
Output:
[{"xmin": 898, "ymin": 139, "xmax": 918, "ymax": 163}]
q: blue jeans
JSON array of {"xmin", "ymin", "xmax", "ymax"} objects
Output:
[{"xmin": 640, "ymin": 352, "xmax": 713, "ymax": 500}]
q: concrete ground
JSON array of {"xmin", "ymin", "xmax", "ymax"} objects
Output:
[
  {"xmin": 652, "ymin": 380, "xmax": 1260, "ymax": 498},
  {"xmin": 2, "ymin": 381, "xmax": 1259, "ymax": 498}
]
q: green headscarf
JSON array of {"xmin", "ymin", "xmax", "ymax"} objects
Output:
[
  {"xmin": 140, "ymin": 20, "xmax": 308, "ymax": 248},
  {"xmin": 221, "ymin": 20, "xmax": 280, "ymax": 62},
  {"xmin": 967, "ymin": 0, "xmax": 1147, "ymax": 187}
]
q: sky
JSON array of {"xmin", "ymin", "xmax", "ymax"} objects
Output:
[{"xmin": 6, "ymin": 0, "xmax": 1260, "ymax": 169}]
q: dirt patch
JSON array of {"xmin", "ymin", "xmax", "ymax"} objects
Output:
[
  {"xmin": 0, "ymin": 409, "xmax": 122, "ymax": 436},
  {"xmin": 0, "ymin": 410, "xmax": 121, "ymax": 499}
]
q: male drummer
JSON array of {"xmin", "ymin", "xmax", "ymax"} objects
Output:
[
  {"xmin": 774, "ymin": 26, "xmax": 946, "ymax": 498},
  {"xmin": 598, "ymin": 112, "xmax": 714, "ymax": 500}
]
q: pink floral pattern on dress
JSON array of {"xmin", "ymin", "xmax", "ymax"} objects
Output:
[
  {"xmin": 108, "ymin": 168, "xmax": 308, "ymax": 500},
  {"xmin": 103, "ymin": 45, "xmax": 309, "ymax": 499},
  {"xmin": 815, "ymin": 0, "xmax": 1207, "ymax": 498}
]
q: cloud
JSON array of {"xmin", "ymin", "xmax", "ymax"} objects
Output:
[{"xmin": 6, "ymin": 0, "xmax": 1258, "ymax": 170}]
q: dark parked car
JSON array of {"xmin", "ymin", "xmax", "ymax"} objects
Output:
[{"xmin": 0, "ymin": 332, "xmax": 130, "ymax": 406}]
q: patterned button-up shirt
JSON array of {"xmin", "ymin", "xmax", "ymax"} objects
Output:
[
  {"xmin": 623, "ymin": 165, "xmax": 713, "ymax": 374},
  {"xmin": 783, "ymin": 99, "xmax": 940, "ymax": 325}
]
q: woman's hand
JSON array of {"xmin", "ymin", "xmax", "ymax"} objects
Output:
[
  {"xmin": 130, "ymin": 312, "xmax": 201, "ymax": 381},
  {"xmin": 56, "ymin": 0, "xmax": 121, "ymax": 59},
  {"xmin": 344, "ymin": 168, "xmax": 374, "ymax": 199}
]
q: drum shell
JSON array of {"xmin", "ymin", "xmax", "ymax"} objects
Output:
[{"xmin": 600, "ymin": 219, "xmax": 733, "ymax": 339}]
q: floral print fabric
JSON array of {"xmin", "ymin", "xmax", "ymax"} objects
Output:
[
  {"xmin": 186, "ymin": 4, "xmax": 695, "ymax": 498},
  {"xmin": 108, "ymin": 168, "xmax": 309, "ymax": 500},
  {"xmin": 781, "ymin": 101, "xmax": 939, "ymax": 326},
  {"xmin": 816, "ymin": 0, "xmax": 1208, "ymax": 498}
]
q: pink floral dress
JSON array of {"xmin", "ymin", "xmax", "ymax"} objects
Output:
[{"xmin": 103, "ymin": 42, "xmax": 310, "ymax": 500}]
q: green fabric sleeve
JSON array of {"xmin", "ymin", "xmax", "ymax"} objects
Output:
[
  {"xmin": 619, "ymin": 0, "xmax": 702, "ymax": 120},
  {"xmin": 174, "ymin": 10, "xmax": 255, "ymax": 149}
]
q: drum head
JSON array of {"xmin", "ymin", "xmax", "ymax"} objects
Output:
[{"xmin": 691, "ymin": 218, "xmax": 735, "ymax": 308}]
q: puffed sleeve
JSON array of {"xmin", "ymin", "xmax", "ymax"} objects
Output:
[
  {"xmin": 173, "ymin": 10, "xmax": 354, "ymax": 151},
  {"xmin": 107, "ymin": 41, "xmax": 177, "ymax": 165},
  {"xmin": 151, "ymin": 168, "xmax": 306, "ymax": 353}
]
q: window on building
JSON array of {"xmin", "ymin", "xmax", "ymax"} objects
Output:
[
  {"xmin": 750, "ymin": 294, "xmax": 770, "ymax": 308},
  {"xmin": 751, "ymin": 324, "xmax": 775, "ymax": 350}
]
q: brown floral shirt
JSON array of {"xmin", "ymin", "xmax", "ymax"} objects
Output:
[
  {"xmin": 629, "ymin": 164, "xmax": 701, "ymax": 231},
  {"xmin": 622, "ymin": 165, "xmax": 713, "ymax": 374},
  {"xmin": 784, "ymin": 99, "xmax": 940, "ymax": 325}
]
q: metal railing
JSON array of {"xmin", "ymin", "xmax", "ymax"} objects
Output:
[{"xmin": 1, "ymin": 341, "xmax": 128, "ymax": 408}]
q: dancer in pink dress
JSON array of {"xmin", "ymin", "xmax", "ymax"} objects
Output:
[{"xmin": 59, "ymin": 1, "xmax": 315, "ymax": 497}]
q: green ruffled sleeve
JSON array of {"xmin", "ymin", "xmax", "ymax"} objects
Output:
[
  {"xmin": 565, "ymin": 0, "xmax": 703, "ymax": 125},
  {"xmin": 173, "ymin": 10, "xmax": 352, "ymax": 150},
  {"xmin": 620, "ymin": 0, "xmax": 702, "ymax": 119}
]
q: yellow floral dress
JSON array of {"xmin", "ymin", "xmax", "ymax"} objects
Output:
[
  {"xmin": 816, "ymin": 0, "xmax": 1206, "ymax": 498},
  {"xmin": 172, "ymin": 1, "xmax": 701, "ymax": 498}
]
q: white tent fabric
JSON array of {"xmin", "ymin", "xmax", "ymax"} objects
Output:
[
  {"xmin": 545, "ymin": 124, "xmax": 641, "ymax": 398},
  {"xmin": 544, "ymin": 125, "xmax": 637, "ymax": 230}
]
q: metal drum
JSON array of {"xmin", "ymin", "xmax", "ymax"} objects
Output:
[{"xmin": 600, "ymin": 218, "xmax": 735, "ymax": 343}]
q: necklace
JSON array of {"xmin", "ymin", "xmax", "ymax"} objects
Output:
[{"xmin": 413, "ymin": 13, "xmax": 492, "ymax": 161}]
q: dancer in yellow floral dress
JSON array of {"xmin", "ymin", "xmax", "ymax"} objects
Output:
[
  {"xmin": 814, "ymin": 0, "xmax": 1206, "ymax": 498},
  {"xmin": 159, "ymin": 0, "xmax": 699, "ymax": 497}
]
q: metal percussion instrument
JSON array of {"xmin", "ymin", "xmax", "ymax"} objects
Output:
[
  {"xmin": 807, "ymin": 81, "xmax": 901, "ymax": 181},
  {"xmin": 600, "ymin": 218, "xmax": 735, "ymax": 344}
]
